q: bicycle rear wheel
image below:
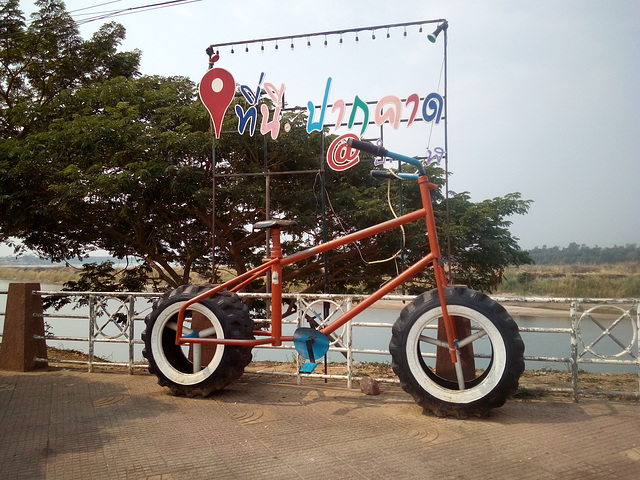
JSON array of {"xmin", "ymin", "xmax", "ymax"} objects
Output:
[
  {"xmin": 389, "ymin": 286, "xmax": 524, "ymax": 418},
  {"xmin": 142, "ymin": 285, "xmax": 254, "ymax": 397}
]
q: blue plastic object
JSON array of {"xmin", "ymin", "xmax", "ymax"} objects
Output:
[
  {"xmin": 293, "ymin": 328, "xmax": 330, "ymax": 363},
  {"xmin": 299, "ymin": 362, "xmax": 318, "ymax": 374}
]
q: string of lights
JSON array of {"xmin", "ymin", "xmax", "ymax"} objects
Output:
[{"xmin": 207, "ymin": 19, "xmax": 447, "ymax": 55}]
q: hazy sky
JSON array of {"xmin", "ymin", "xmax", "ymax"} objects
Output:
[{"xmin": 7, "ymin": 0, "xmax": 640, "ymax": 256}]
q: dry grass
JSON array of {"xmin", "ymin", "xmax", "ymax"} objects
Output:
[
  {"xmin": 0, "ymin": 266, "xmax": 80, "ymax": 285},
  {"xmin": 510, "ymin": 262, "xmax": 640, "ymax": 276},
  {"xmin": 496, "ymin": 263, "xmax": 640, "ymax": 297},
  {"xmin": 3, "ymin": 263, "xmax": 640, "ymax": 298}
]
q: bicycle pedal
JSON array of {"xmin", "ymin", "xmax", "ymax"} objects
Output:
[{"xmin": 299, "ymin": 362, "xmax": 318, "ymax": 374}]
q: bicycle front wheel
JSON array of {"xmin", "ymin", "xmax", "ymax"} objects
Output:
[{"xmin": 389, "ymin": 286, "xmax": 524, "ymax": 418}]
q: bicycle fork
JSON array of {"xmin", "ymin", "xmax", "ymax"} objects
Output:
[{"xmin": 418, "ymin": 176, "xmax": 465, "ymax": 390}]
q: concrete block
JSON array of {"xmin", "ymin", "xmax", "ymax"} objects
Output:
[{"xmin": 0, "ymin": 283, "xmax": 48, "ymax": 371}]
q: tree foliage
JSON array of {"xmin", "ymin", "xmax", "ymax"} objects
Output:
[
  {"xmin": 0, "ymin": 1, "xmax": 533, "ymax": 293},
  {"xmin": 0, "ymin": 0, "xmax": 140, "ymax": 138}
]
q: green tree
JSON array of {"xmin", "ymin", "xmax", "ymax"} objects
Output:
[
  {"xmin": 442, "ymin": 192, "xmax": 533, "ymax": 291},
  {"xmin": 0, "ymin": 0, "xmax": 139, "ymax": 138}
]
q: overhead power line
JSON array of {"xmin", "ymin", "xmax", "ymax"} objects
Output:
[
  {"xmin": 19, "ymin": 0, "xmax": 203, "ymax": 27},
  {"xmin": 72, "ymin": 0, "xmax": 203, "ymax": 25},
  {"xmin": 0, "ymin": 0, "xmax": 202, "ymax": 42}
]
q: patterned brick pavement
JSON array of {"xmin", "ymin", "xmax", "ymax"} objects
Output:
[{"xmin": 0, "ymin": 369, "xmax": 638, "ymax": 479}]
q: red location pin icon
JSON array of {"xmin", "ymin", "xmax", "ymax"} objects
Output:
[{"xmin": 199, "ymin": 68, "xmax": 235, "ymax": 138}]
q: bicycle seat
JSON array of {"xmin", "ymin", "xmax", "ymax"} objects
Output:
[{"xmin": 253, "ymin": 219, "xmax": 298, "ymax": 231}]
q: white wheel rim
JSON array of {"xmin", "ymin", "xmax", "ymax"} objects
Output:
[
  {"xmin": 150, "ymin": 302, "xmax": 225, "ymax": 386},
  {"xmin": 405, "ymin": 305, "xmax": 507, "ymax": 403}
]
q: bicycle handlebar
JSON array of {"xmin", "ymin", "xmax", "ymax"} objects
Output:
[
  {"xmin": 347, "ymin": 138, "xmax": 426, "ymax": 176},
  {"xmin": 348, "ymin": 138, "xmax": 388, "ymax": 158}
]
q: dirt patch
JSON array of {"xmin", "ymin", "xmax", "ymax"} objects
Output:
[
  {"xmin": 248, "ymin": 360, "xmax": 638, "ymax": 398},
  {"xmin": 45, "ymin": 346, "xmax": 111, "ymax": 363},
  {"xmin": 519, "ymin": 368, "xmax": 639, "ymax": 394},
  {"xmin": 248, "ymin": 360, "xmax": 397, "ymax": 378}
]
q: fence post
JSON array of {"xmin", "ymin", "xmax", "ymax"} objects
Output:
[
  {"xmin": 88, "ymin": 295, "xmax": 95, "ymax": 373},
  {"xmin": 0, "ymin": 283, "xmax": 48, "ymax": 371},
  {"xmin": 128, "ymin": 295, "xmax": 135, "ymax": 375},
  {"xmin": 296, "ymin": 295, "xmax": 303, "ymax": 385},
  {"xmin": 346, "ymin": 298, "xmax": 353, "ymax": 389},
  {"xmin": 570, "ymin": 301, "xmax": 579, "ymax": 402},
  {"xmin": 636, "ymin": 301, "xmax": 640, "ymax": 398}
]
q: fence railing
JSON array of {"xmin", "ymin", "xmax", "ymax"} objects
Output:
[{"xmin": 0, "ymin": 288, "xmax": 638, "ymax": 400}]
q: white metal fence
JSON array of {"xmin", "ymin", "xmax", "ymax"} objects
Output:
[{"xmin": 0, "ymin": 288, "xmax": 638, "ymax": 400}]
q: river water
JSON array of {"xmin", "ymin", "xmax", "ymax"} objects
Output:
[{"xmin": 1, "ymin": 279, "xmax": 638, "ymax": 373}]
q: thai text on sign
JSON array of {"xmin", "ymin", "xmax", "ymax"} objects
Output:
[{"xmin": 199, "ymin": 68, "xmax": 444, "ymax": 171}]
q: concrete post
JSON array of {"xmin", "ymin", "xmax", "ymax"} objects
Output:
[{"xmin": 0, "ymin": 283, "xmax": 48, "ymax": 371}]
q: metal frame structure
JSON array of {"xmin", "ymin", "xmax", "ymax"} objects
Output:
[
  {"xmin": 172, "ymin": 146, "xmax": 459, "ymax": 362},
  {"xmin": 205, "ymin": 19, "xmax": 449, "ymax": 290}
]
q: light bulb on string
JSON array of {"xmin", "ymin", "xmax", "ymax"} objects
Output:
[{"xmin": 386, "ymin": 29, "xmax": 390, "ymax": 39}]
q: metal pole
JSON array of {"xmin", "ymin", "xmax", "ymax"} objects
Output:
[
  {"xmin": 320, "ymin": 133, "xmax": 329, "ymax": 294},
  {"xmin": 211, "ymin": 133, "xmax": 216, "ymax": 283},
  {"xmin": 570, "ymin": 301, "xmax": 580, "ymax": 401},
  {"xmin": 320, "ymin": 133, "xmax": 330, "ymax": 379},
  {"xmin": 264, "ymin": 135, "xmax": 272, "ymax": 318},
  {"xmin": 443, "ymin": 25, "xmax": 452, "ymax": 284}
]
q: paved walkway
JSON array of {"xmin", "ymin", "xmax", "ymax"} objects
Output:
[{"xmin": 0, "ymin": 368, "xmax": 638, "ymax": 480}]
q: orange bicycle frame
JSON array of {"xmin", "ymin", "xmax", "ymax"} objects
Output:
[{"xmin": 175, "ymin": 174, "xmax": 460, "ymax": 364}]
